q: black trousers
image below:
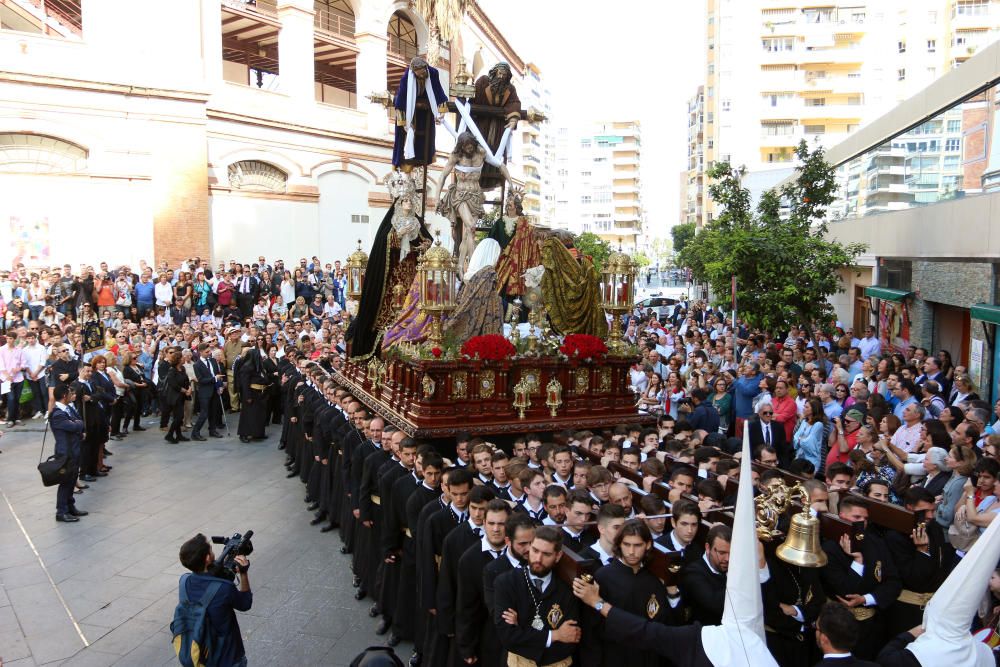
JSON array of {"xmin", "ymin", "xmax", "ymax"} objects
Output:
[
  {"xmin": 56, "ymin": 459, "xmax": 79, "ymax": 515},
  {"xmin": 192, "ymin": 390, "xmax": 214, "ymax": 435},
  {"xmin": 167, "ymin": 400, "xmax": 186, "ymax": 439}
]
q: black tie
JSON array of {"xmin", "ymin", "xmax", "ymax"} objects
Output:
[
  {"xmin": 532, "ymin": 577, "xmax": 544, "ymax": 593},
  {"xmin": 474, "ymin": 527, "xmax": 483, "ymax": 538},
  {"xmin": 764, "ymin": 424, "xmax": 771, "ymax": 446}
]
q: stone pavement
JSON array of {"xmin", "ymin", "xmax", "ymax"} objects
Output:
[{"xmin": 0, "ymin": 416, "xmax": 410, "ymax": 666}]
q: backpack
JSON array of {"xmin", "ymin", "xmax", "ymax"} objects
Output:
[{"xmin": 171, "ymin": 573, "xmax": 223, "ymax": 667}]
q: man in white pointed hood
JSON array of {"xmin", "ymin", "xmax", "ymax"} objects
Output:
[
  {"xmin": 571, "ymin": 429, "xmax": 779, "ymax": 667},
  {"xmin": 875, "ymin": 513, "xmax": 1000, "ymax": 667}
]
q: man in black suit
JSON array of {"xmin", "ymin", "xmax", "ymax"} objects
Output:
[
  {"xmin": 679, "ymin": 523, "xmax": 730, "ymax": 626},
  {"xmin": 233, "ymin": 270, "xmax": 258, "ymax": 320},
  {"xmin": 191, "ymin": 343, "xmax": 224, "ymax": 440},
  {"xmin": 50, "ymin": 384, "xmax": 88, "ymax": 522},
  {"xmin": 455, "ymin": 499, "xmax": 511, "ymax": 667},
  {"xmin": 815, "ymin": 601, "xmax": 880, "ymax": 666},
  {"xmin": 748, "ymin": 402, "xmax": 791, "ymax": 467},
  {"xmin": 820, "ymin": 496, "xmax": 901, "ymax": 661},
  {"xmin": 493, "ymin": 526, "xmax": 582, "ymax": 666}
]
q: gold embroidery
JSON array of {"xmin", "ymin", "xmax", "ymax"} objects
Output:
[
  {"xmin": 547, "ymin": 603, "xmax": 563, "ymax": 628},
  {"xmin": 479, "ymin": 370, "xmax": 496, "ymax": 399},
  {"xmin": 874, "ymin": 560, "xmax": 882, "ymax": 583},
  {"xmin": 646, "ymin": 594, "xmax": 660, "ymax": 619}
]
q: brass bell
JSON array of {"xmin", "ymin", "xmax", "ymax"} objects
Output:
[{"xmin": 776, "ymin": 508, "xmax": 828, "ymax": 568}]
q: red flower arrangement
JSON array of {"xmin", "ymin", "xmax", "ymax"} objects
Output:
[
  {"xmin": 560, "ymin": 334, "xmax": 608, "ymax": 361},
  {"xmin": 431, "ymin": 347, "xmax": 442, "ymax": 358},
  {"xmin": 460, "ymin": 334, "xmax": 516, "ymax": 361}
]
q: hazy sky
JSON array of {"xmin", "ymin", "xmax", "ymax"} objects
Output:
[{"xmin": 479, "ymin": 0, "xmax": 707, "ymax": 238}]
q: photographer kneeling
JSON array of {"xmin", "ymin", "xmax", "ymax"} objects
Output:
[{"xmin": 176, "ymin": 534, "xmax": 253, "ymax": 667}]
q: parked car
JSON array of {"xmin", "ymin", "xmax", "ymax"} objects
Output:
[{"xmin": 635, "ymin": 296, "xmax": 678, "ymax": 322}]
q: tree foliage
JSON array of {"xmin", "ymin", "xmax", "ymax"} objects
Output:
[
  {"xmin": 677, "ymin": 140, "xmax": 866, "ymax": 334},
  {"xmin": 574, "ymin": 232, "xmax": 613, "ymax": 273},
  {"xmin": 632, "ymin": 251, "xmax": 651, "ymax": 269},
  {"xmin": 671, "ymin": 222, "xmax": 696, "ymax": 255}
]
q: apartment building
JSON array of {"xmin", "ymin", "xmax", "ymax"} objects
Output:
[
  {"xmin": 552, "ymin": 121, "xmax": 643, "ymax": 251},
  {"xmin": 518, "ymin": 62, "xmax": 554, "ymax": 227},
  {"xmin": 0, "ymin": 0, "xmax": 534, "ymax": 267},
  {"xmin": 689, "ymin": 0, "xmax": 1000, "ymax": 227}
]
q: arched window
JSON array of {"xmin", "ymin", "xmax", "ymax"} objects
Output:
[
  {"xmin": 0, "ymin": 133, "xmax": 87, "ymax": 173},
  {"xmin": 227, "ymin": 160, "xmax": 287, "ymax": 193},
  {"xmin": 388, "ymin": 11, "xmax": 418, "ymax": 61}
]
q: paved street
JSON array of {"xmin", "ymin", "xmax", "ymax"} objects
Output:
[{"xmin": 0, "ymin": 417, "xmax": 404, "ymax": 666}]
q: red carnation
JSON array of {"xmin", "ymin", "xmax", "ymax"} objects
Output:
[
  {"xmin": 560, "ymin": 334, "xmax": 608, "ymax": 360},
  {"xmin": 431, "ymin": 347, "xmax": 442, "ymax": 358},
  {"xmin": 460, "ymin": 334, "xmax": 516, "ymax": 361}
]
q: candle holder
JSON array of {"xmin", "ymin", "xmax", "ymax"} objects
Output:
[
  {"xmin": 417, "ymin": 231, "xmax": 458, "ymax": 348},
  {"xmin": 545, "ymin": 378, "xmax": 563, "ymax": 417},
  {"xmin": 512, "ymin": 378, "xmax": 532, "ymax": 419},
  {"xmin": 600, "ymin": 249, "xmax": 638, "ymax": 356},
  {"xmin": 346, "ymin": 239, "xmax": 369, "ymax": 301}
]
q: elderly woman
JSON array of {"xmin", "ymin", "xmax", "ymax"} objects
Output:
[
  {"xmin": 915, "ymin": 446, "xmax": 952, "ymax": 499},
  {"xmin": 935, "ymin": 445, "xmax": 977, "ymax": 528},
  {"xmin": 951, "ymin": 373, "xmax": 980, "ymax": 406}
]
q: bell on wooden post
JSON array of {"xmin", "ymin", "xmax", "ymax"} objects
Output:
[{"xmin": 776, "ymin": 506, "xmax": 828, "ymax": 568}]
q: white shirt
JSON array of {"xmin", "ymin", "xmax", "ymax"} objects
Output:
[
  {"xmin": 154, "ymin": 282, "xmax": 173, "ymax": 307},
  {"xmin": 21, "ymin": 342, "xmax": 46, "ymax": 376},
  {"xmin": 858, "ymin": 336, "xmax": 881, "ymax": 360},
  {"xmin": 480, "ymin": 536, "xmax": 505, "ymax": 559},
  {"xmin": 590, "ymin": 542, "xmax": 614, "ymax": 566}
]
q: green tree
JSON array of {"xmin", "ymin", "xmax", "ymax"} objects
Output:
[
  {"xmin": 574, "ymin": 232, "xmax": 613, "ymax": 273},
  {"xmin": 678, "ymin": 140, "xmax": 866, "ymax": 339},
  {"xmin": 671, "ymin": 222, "xmax": 696, "ymax": 255},
  {"xmin": 632, "ymin": 251, "xmax": 651, "ymax": 269}
]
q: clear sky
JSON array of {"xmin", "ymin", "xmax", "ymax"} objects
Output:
[{"xmin": 479, "ymin": 0, "xmax": 707, "ymax": 239}]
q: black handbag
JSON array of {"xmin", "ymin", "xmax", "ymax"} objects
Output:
[{"xmin": 37, "ymin": 419, "xmax": 73, "ymax": 487}]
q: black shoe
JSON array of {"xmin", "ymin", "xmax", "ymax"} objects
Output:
[
  {"xmin": 387, "ymin": 633, "xmax": 401, "ymax": 647},
  {"xmin": 375, "ymin": 618, "xmax": 390, "ymax": 634},
  {"xmin": 68, "ymin": 508, "xmax": 89, "ymax": 517},
  {"xmin": 307, "ymin": 502, "xmax": 319, "ymax": 511},
  {"xmin": 321, "ymin": 524, "xmax": 336, "ymax": 533},
  {"xmin": 133, "ymin": 426, "xmax": 147, "ymax": 432},
  {"xmin": 80, "ymin": 475, "xmax": 96, "ymax": 482},
  {"xmin": 177, "ymin": 435, "xmax": 190, "ymax": 442},
  {"xmin": 76, "ymin": 483, "xmax": 90, "ymax": 489},
  {"xmin": 352, "ymin": 575, "xmax": 361, "ymax": 588},
  {"xmin": 310, "ymin": 515, "xmax": 325, "ymax": 526},
  {"xmin": 369, "ymin": 603, "xmax": 380, "ymax": 618},
  {"xmin": 55, "ymin": 514, "xmax": 80, "ymax": 523},
  {"xmin": 191, "ymin": 434, "xmax": 207, "ymax": 441},
  {"xmin": 341, "ymin": 546, "xmax": 351, "ymax": 554},
  {"xmin": 240, "ymin": 436, "xmax": 251, "ymax": 443},
  {"xmin": 304, "ymin": 496, "xmax": 314, "ymax": 504},
  {"xmin": 165, "ymin": 436, "xmax": 178, "ymax": 444},
  {"xmin": 210, "ymin": 431, "xmax": 223, "ymax": 438},
  {"xmin": 286, "ymin": 470, "xmax": 298, "ymax": 478},
  {"xmin": 278, "ymin": 442, "xmax": 286, "ymax": 450},
  {"xmin": 409, "ymin": 651, "xmax": 421, "ymax": 667},
  {"xmin": 104, "ymin": 449, "xmax": 114, "ymax": 455},
  {"xmin": 354, "ymin": 589, "xmax": 367, "ymax": 601},
  {"xmin": 94, "ymin": 471, "xmax": 108, "ymax": 477}
]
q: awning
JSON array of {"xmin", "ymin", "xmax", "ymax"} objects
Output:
[
  {"xmin": 971, "ymin": 303, "xmax": 1000, "ymax": 326},
  {"xmin": 864, "ymin": 286, "xmax": 913, "ymax": 302}
]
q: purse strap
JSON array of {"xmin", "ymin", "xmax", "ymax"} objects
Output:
[{"xmin": 37, "ymin": 414, "xmax": 50, "ymax": 463}]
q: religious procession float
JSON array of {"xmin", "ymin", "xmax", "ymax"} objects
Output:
[{"xmin": 338, "ymin": 57, "xmax": 647, "ymax": 438}]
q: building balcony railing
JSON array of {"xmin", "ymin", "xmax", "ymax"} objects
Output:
[
  {"xmin": 223, "ymin": 0, "xmax": 277, "ymax": 17},
  {"xmin": 314, "ymin": 7, "xmax": 356, "ymax": 39}
]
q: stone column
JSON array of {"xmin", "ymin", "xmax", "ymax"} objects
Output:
[
  {"xmin": 277, "ymin": 0, "xmax": 316, "ymax": 101},
  {"xmin": 355, "ymin": 31, "xmax": 390, "ymax": 134}
]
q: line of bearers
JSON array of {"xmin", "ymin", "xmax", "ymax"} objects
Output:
[{"xmin": 277, "ymin": 355, "xmax": 950, "ymax": 667}]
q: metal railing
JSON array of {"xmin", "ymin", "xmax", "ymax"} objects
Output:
[{"xmin": 314, "ymin": 6, "xmax": 355, "ymax": 38}]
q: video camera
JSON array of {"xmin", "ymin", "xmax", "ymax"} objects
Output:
[{"xmin": 208, "ymin": 530, "xmax": 254, "ymax": 581}]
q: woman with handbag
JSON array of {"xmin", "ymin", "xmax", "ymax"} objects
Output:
[
  {"xmin": 122, "ymin": 351, "xmax": 148, "ymax": 434},
  {"xmin": 163, "ymin": 348, "xmax": 192, "ymax": 444}
]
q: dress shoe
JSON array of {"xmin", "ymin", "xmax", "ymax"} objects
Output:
[
  {"xmin": 68, "ymin": 508, "xmax": 89, "ymax": 517},
  {"xmin": 352, "ymin": 575, "xmax": 361, "ymax": 588},
  {"xmin": 94, "ymin": 471, "xmax": 108, "ymax": 477},
  {"xmin": 286, "ymin": 470, "xmax": 297, "ymax": 478},
  {"xmin": 210, "ymin": 431, "xmax": 223, "ymax": 438},
  {"xmin": 320, "ymin": 524, "xmax": 336, "ymax": 533},
  {"xmin": 354, "ymin": 588, "xmax": 367, "ymax": 601},
  {"xmin": 307, "ymin": 502, "xmax": 319, "ymax": 511},
  {"xmin": 409, "ymin": 651, "xmax": 421, "ymax": 667},
  {"xmin": 310, "ymin": 515, "xmax": 325, "ymax": 526},
  {"xmin": 387, "ymin": 633, "xmax": 401, "ymax": 647},
  {"xmin": 191, "ymin": 434, "xmax": 207, "ymax": 441},
  {"xmin": 79, "ymin": 475, "xmax": 96, "ymax": 482},
  {"xmin": 369, "ymin": 603, "xmax": 380, "ymax": 618},
  {"xmin": 177, "ymin": 435, "xmax": 190, "ymax": 442},
  {"xmin": 77, "ymin": 483, "xmax": 90, "ymax": 489},
  {"xmin": 55, "ymin": 513, "xmax": 80, "ymax": 523},
  {"xmin": 375, "ymin": 618, "xmax": 390, "ymax": 634},
  {"xmin": 340, "ymin": 546, "xmax": 351, "ymax": 555},
  {"xmin": 165, "ymin": 436, "xmax": 178, "ymax": 444},
  {"xmin": 133, "ymin": 426, "xmax": 147, "ymax": 432},
  {"xmin": 239, "ymin": 436, "xmax": 251, "ymax": 443},
  {"xmin": 104, "ymin": 449, "xmax": 114, "ymax": 456}
]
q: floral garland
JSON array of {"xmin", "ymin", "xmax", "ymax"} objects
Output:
[
  {"xmin": 560, "ymin": 333, "xmax": 608, "ymax": 361},
  {"xmin": 460, "ymin": 334, "xmax": 517, "ymax": 361}
]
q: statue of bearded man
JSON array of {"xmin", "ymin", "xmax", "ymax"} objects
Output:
[{"xmin": 470, "ymin": 62, "xmax": 521, "ymax": 190}]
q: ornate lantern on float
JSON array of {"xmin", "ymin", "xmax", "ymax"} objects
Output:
[
  {"xmin": 418, "ymin": 232, "xmax": 458, "ymax": 347},
  {"xmin": 600, "ymin": 248, "xmax": 637, "ymax": 355},
  {"xmin": 346, "ymin": 239, "xmax": 368, "ymax": 300}
]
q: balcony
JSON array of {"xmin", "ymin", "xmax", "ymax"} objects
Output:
[
  {"xmin": 952, "ymin": 6, "xmax": 995, "ymax": 31},
  {"xmin": 799, "ymin": 46, "xmax": 864, "ymax": 66},
  {"xmin": 313, "ymin": 3, "xmax": 355, "ymax": 39},
  {"xmin": 799, "ymin": 103, "xmax": 864, "ymax": 120},
  {"xmin": 1, "ymin": 0, "xmax": 82, "ymax": 38},
  {"xmin": 613, "ymin": 184, "xmax": 640, "ymax": 194},
  {"xmin": 761, "ymin": 48, "xmax": 799, "ymax": 65}
]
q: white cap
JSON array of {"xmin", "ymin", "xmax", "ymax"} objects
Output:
[
  {"xmin": 908, "ymin": 511, "xmax": 1000, "ymax": 667},
  {"xmin": 700, "ymin": 426, "xmax": 778, "ymax": 667}
]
